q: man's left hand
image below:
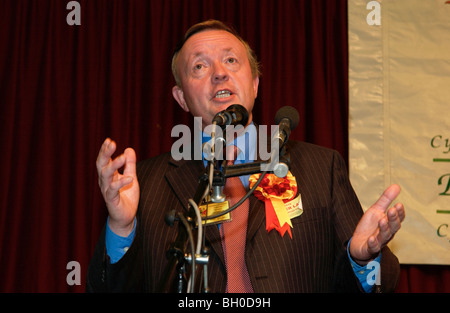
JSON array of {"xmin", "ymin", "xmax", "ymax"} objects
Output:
[{"xmin": 349, "ymin": 184, "xmax": 406, "ymax": 265}]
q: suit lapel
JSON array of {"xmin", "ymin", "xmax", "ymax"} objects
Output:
[
  {"xmin": 164, "ymin": 158, "xmax": 203, "ymax": 211},
  {"xmin": 247, "ymin": 192, "xmax": 265, "ymax": 241}
]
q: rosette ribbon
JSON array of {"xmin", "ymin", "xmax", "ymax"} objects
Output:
[{"xmin": 249, "ymin": 171, "xmax": 297, "ymax": 238}]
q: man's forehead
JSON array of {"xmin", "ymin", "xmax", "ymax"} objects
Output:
[
  {"xmin": 180, "ymin": 30, "xmax": 246, "ymax": 56},
  {"xmin": 191, "ymin": 47, "xmax": 234, "ymax": 58}
]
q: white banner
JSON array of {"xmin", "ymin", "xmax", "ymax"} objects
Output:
[{"xmin": 348, "ymin": 0, "xmax": 450, "ymax": 264}]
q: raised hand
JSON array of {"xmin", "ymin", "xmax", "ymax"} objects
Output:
[
  {"xmin": 96, "ymin": 138, "xmax": 139, "ymax": 237},
  {"xmin": 349, "ymin": 184, "xmax": 405, "ymax": 265}
]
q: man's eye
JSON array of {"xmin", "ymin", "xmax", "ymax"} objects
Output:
[
  {"xmin": 194, "ymin": 64, "xmax": 203, "ymax": 70},
  {"xmin": 227, "ymin": 57, "xmax": 237, "ymax": 64}
]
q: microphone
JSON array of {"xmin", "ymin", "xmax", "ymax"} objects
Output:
[
  {"xmin": 273, "ymin": 106, "xmax": 299, "ymax": 149},
  {"xmin": 270, "ymin": 106, "xmax": 299, "ymax": 177},
  {"xmin": 209, "ymin": 105, "xmax": 248, "ymax": 203},
  {"xmin": 212, "ymin": 104, "xmax": 249, "ymax": 127}
]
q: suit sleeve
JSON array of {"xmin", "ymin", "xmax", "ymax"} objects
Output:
[
  {"xmin": 329, "ymin": 150, "xmax": 400, "ymax": 292},
  {"xmin": 86, "ymin": 221, "xmax": 144, "ymax": 292}
]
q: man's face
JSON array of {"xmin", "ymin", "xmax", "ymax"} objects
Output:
[{"xmin": 172, "ymin": 30, "xmax": 259, "ymax": 130}]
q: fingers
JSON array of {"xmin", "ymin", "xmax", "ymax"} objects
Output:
[
  {"xmin": 96, "ymin": 138, "xmax": 116, "ymax": 172},
  {"xmin": 122, "ymin": 147, "xmax": 137, "ymax": 178},
  {"xmin": 99, "ymin": 151, "xmax": 127, "ymax": 192},
  {"xmin": 352, "ymin": 185, "xmax": 406, "ymax": 261},
  {"xmin": 394, "ymin": 202, "xmax": 406, "ymax": 222},
  {"xmin": 96, "ymin": 138, "xmax": 136, "ymax": 200},
  {"xmin": 370, "ymin": 202, "xmax": 405, "ymax": 253},
  {"xmin": 103, "ymin": 148, "xmax": 137, "ymax": 203},
  {"xmin": 367, "ymin": 234, "xmax": 380, "ymax": 255},
  {"xmin": 105, "ymin": 176, "xmax": 133, "ymax": 203},
  {"xmin": 372, "ymin": 184, "xmax": 401, "ymax": 212}
]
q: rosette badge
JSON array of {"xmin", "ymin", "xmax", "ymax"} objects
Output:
[{"xmin": 249, "ymin": 171, "xmax": 303, "ymax": 238}]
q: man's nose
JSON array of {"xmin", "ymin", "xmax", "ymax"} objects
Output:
[{"xmin": 212, "ymin": 62, "xmax": 229, "ymax": 83}]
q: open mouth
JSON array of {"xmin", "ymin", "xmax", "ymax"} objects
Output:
[{"xmin": 214, "ymin": 90, "xmax": 232, "ymax": 99}]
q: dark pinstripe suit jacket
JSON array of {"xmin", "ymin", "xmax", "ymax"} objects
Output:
[{"xmin": 87, "ymin": 140, "xmax": 400, "ymax": 293}]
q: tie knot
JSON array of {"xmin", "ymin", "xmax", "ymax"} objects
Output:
[{"xmin": 226, "ymin": 145, "xmax": 239, "ymax": 166}]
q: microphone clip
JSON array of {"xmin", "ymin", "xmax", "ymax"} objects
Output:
[{"xmin": 210, "ymin": 170, "xmax": 226, "ymax": 203}]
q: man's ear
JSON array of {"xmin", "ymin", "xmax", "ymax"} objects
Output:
[
  {"xmin": 253, "ymin": 76, "xmax": 260, "ymax": 98},
  {"xmin": 172, "ymin": 85, "xmax": 189, "ymax": 112}
]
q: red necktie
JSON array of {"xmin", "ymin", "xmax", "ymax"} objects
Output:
[{"xmin": 221, "ymin": 146, "xmax": 254, "ymax": 293}]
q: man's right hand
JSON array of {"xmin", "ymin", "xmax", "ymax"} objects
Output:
[{"xmin": 96, "ymin": 138, "xmax": 139, "ymax": 237}]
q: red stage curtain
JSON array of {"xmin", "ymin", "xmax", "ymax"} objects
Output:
[{"xmin": 0, "ymin": 0, "xmax": 448, "ymax": 292}]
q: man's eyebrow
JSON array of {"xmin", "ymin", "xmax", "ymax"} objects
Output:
[
  {"xmin": 186, "ymin": 47, "xmax": 238, "ymax": 67},
  {"xmin": 192, "ymin": 51, "xmax": 206, "ymax": 58},
  {"xmin": 222, "ymin": 47, "xmax": 239, "ymax": 55}
]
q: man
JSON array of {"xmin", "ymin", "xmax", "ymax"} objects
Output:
[{"xmin": 87, "ymin": 20, "xmax": 405, "ymax": 293}]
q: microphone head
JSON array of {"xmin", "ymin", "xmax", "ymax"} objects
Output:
[
  {"xmin": 275, "ymin": 106, "xmax": 300, "ymax": 130},
  {"xmin": 227, "ymin": 104, "xmax": 249, "ymax": 127},
  {"xmin": 212, "ymin": 104, "xmax": 249, "ymax": 127}
]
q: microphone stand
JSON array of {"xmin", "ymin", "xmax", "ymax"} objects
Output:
[{"xmin": 157, "ymin": 171, "xmax": 209, "ymax": 293}]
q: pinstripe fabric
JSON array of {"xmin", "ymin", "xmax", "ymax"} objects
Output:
[{"xmin": 86, "ymin": 140, "xmax": 401, "ymax": 293}]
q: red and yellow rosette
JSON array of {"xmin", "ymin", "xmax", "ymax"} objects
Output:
[{"xmin": 249, "ymin": 171, "xmax": 297, "ymax": 238}]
